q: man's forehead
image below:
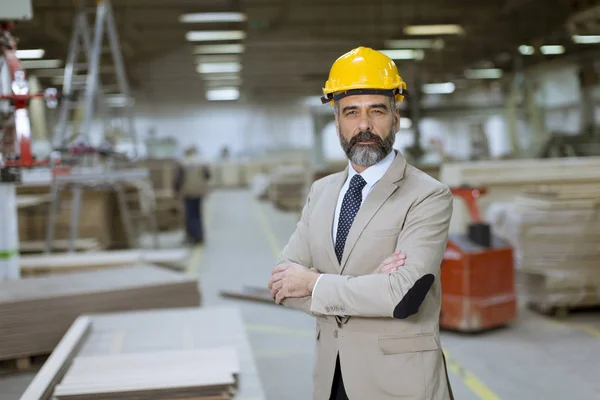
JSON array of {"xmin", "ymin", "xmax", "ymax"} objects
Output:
[{"xmin": 337, "ymin": 94, "xmax": 391, "ymax": 108}]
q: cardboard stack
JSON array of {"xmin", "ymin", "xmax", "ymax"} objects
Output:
[
  {"xmin": 0, "ymin": 265, "xmax": 200, "ymax": 362},
  {"xmin": 268, "ymin": 165, "xmax": 310, "ymax": 212},
  {"xmin": 489, "ymin": 182, "xmax": 600, "ymax": 312}
]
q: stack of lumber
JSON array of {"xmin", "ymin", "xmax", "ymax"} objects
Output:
[
  {"xmin": 439, "ymin": 156, "xmax": 600, "ymax": 233},
  {"xmin": 0, "ymin": 265, "xmax": 200, "ymax": 362},
  {"xmin": 21, "ymin": 306, "xmax": 265, "ymax": 400},
  {"xmin": 16, "ymin": 185, "xmax": 130, "ymax": 248},
  {"xmin": 53, "ymin": 348, "xmax": 239, "ymax": 399},
  {"xmin": 488, "ymin": 182, "xmax": 600, "ymax": 312},
  {"xmin": 268, "ymin": 165, "xmax": 310, "ymax": 212},
  {"xmin": 19, "ymin": 248, "xmax": 191, "ymax": 276}
]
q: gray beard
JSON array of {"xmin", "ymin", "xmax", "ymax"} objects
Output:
[{"xmin": 339, "ymin": 129, "xmax": 396, "ymax": 166}]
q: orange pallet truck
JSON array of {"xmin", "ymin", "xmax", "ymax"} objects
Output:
[{"xmin": 440, "ymin": 186, "xmax": 517, "ymax": 332}]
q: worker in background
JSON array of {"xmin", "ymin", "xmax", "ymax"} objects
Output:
[
  {"xmin": 268, "ymin": 47, "xmax": 454, "ymax": 400},
  {"xmin": 174, "ymin": 145, "xmax": 211, "ymax": 245}
]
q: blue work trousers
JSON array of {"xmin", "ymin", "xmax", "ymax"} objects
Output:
[{"xmin": 184, "ymin": 197, "xmax": 204, "ymax": 243}]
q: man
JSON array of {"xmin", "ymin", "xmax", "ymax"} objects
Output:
[
  {"xmin": 174, "ymin": 145, "xmax": 211, "ymax": 244},
  {"xmin": 268, "ymin": 47, "xmax": 454, "ymax": 400}
]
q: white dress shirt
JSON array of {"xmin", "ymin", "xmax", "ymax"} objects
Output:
[{"xmin": 312, "ymin": 150, "xmax": 396, "ymax": 296}]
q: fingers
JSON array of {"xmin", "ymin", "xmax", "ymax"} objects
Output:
[
  {"xmin": 275, "ymin": 286, "xmax": 287, "ymax": 304},
  {"xmin": 272, "ymin": 265, "xmax": 290, "ymax": 275},
  {"xmin": 270, "ymin": 280, "xmax": 283, "ymax": 298}
]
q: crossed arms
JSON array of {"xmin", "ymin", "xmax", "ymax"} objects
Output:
[{"xmin": 267, "ymin": 184, "xmax": 453, "ymax": 319}]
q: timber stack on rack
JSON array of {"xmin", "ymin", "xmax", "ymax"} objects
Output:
[
  {"xmin": 0, "ymin": 265, "xmax": 200, "ymax": 365},
  {"xmin": 16, "ymin": 185, "xmax": 129, "ymax": 249},
  {"xmin": 489, "ymin": 182, "xmax": 600, "ymax": 314},
  {"xmin": 268, "ymin": 165, "xmax": 310, "ymax": 212},
  {"xmin": 134, "ymin": 158, "xmax": 183, "ymax": 231},
  {"xmin": 440, "ymin": 156, "xmax": 600, "ymax": 233}
]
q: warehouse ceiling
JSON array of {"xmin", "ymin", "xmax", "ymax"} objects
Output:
[{"xmin": 9, "ymin": 0, "xmax": 600, "ymax": 101}]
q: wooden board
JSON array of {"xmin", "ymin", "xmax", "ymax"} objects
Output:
[
  {"xmin": 19, "ymin": 239, "xmax": 103, "ymax": 254},
  {"xmin": 0, "ymin": 265, "xmax": 200, "ymax": 362},
  {"xmin": 21, "ymin": 307, "xmax": 265, "ymax": 400},
  {"xmin": 20, "ymin": 249, "xmax": 190, "ymax": 276},
  {"xmin": 220, "ymin": 286, "xmax": 275, "ymax": 305}
]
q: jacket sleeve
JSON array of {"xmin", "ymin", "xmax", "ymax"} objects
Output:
[
  {"xmin": 309, "ymin": 186, "xmax": 453, "ymax": 319},
  {"xmin": 276, "ymin": 183, "xmax": 318, "ymax": 316}
]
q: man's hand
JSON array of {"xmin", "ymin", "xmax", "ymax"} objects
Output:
[
  {"xmin": 268, "ymin": 263, "xmax": 320, "ymax": 304},
  {"xmin": 372, "ymin": 251, "xmax": 406, "ymax": 274}
]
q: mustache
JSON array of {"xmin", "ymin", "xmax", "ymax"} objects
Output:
[{"xmin": 349, "ymin": 131, "xmax": 382, "ymax": 147}]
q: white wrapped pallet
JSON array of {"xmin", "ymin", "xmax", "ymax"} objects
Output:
[{"xmin": 0, "ymin": 183, "xmax": 20, "ymax": 280}]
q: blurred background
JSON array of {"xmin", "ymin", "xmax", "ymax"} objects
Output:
[{"xmin": 0, "ymin": 0, "xmax": 599, "ymax": 399}]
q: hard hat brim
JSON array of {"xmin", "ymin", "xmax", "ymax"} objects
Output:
[{"xmin": 320, "ymin": 87, "xmax": 409, "ymax": 105}]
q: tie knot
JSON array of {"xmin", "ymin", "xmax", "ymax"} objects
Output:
[{"xmin": 349, "ymin": 174, "xmax": 366, "ymax": 191}]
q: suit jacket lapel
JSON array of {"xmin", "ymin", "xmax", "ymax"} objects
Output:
[
  {"xmin": 340, "ymin": 151, "xmax": 407, "ymax": 273},
  {"xmin": 318, "ymin": 169, "xmax": 347, "ymax": 272}
]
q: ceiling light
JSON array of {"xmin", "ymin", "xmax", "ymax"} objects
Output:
[
  {"xmin": 195, "ymin": 54, "xmax": 241, "ymax": 64},
  {"xmin": 202, "ymin": 72, "xmax": 241, "ymax": 80},
  {"xmin": 193, "ymin": 44, "xmax": 245, "ymax": 54},
  {"xmin": 185, "ymin": 31, "xmax": 246, "ymax": 42},
  {"xmin": 179, "ymin": 12, "xmax": 246, "ymax": 23},
  {"xmin": 384, "ymin": 39, "xmax": 444, "ymax": 50},
  {"xmin": 518, "ymin": 45, "xmax": 535, "ymax": 55},
  {"xmin": 465, "ymin": 68, "xmax": 503, "ymax": 79},
  {"xmin": 206, "ymin": 87, "xmax": 239, "ymax": 101},
  {"xmin": 15, "ymin": 49, "xmax": 45, "ymax": 59},
  {"xmin": 572, "ymin": 35, "xmax": 600, "ymax": 44},
  {"xmin": 404, "ymin": 24, "xmax": 464, "ymax": 36},
  {"xmin": 378, "ymin": 49, "xmax": 425, "ymax": 60},
  {"xmin": 422, "ymin": 82, "xmax": 455, "ymax": 94},
  {"xmin": 197, "ymin": 62, "xmax": 242, "ymax": 74},
  {"xmin": 540, "ymin": 45, "xmax": 565, "ymax": 55},
  {"xmin": 20, "ymin": 59, "xmax": 63, "ymax": 69}
]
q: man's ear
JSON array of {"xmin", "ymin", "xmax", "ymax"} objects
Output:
[{"xmin": 394, "ymin": 108, "xmax": 401, "ymax": 133}]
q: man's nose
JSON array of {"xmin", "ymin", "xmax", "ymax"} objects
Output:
[{"xmin": 357, "ymin": 113, "xmax": 373, "ymax": 132}]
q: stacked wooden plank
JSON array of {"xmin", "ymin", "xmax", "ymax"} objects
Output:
[
  {"xmin": 439, "ymin": 156, "xmax": 600, "ymax": 233},
  {"xmin": 488, "ymin": 182, "xmax": 600, "ymax": 312},
  {"xmin": 0, "ymin": 265, "xmax": 200, "ymax": 362},
  {"xmin": 268, "ymin": 165, "xmax": 310, "ymax": 212},
  {"xmin": 53, "ymin": 347, "xmax": 240, "ymax": 399},
  {"xmin": 20, "ymin": 306, "xmax": 265, "ymax": 400}
]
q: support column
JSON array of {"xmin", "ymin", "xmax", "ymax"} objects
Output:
[
  {"xmin": 0, "ymin": 183, "xmax": 20, "ymax": 280},
  {"xmin": 311, "ymin": 112, "xmax": 332, "ymax": 172},
  {"xmin": 405, "ymin": 69, "xmax": 424, "ymax": 162},
  {"xmin": 578, "ymin": 60, "xmax": 597, "ymax": 135}
]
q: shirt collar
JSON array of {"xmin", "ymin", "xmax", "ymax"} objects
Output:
[{"xmin": 347, "ymin": 150, "xmax": 396, "ymax": 187}]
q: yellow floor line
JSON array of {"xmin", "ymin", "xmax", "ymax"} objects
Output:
[
  {"xmin": 443, "ymin": 350, "xmax": 502, "ymax": 400},
  {"xmin": 546, "ymin": 318, "xmax": 600, "ymax": 340},
  {"xmin": 186, "ymin": 245, "xmax": 203, "ymax": 277},
  {"xmin": 251, "ymin": 199, "xmax": 281, "ymax": 260}
]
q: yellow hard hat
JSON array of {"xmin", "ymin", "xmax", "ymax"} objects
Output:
[{"xmin": 321, "ymin": 46, "xmax": 408, "ymax": 105}]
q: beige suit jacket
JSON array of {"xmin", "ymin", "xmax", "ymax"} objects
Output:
[{"xmin": 277, "ymin": 151, "xmax": 454, "ymax": 400}]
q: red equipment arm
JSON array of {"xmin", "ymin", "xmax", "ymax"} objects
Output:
[{"xmin": 450, "ymin": 186, "xmax": 486, "ymax": 223}]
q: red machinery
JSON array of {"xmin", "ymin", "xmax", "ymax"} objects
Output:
[
  {"xmin": 440, "ymin": 186, "xmax": 517, "ymax": 332},
  {"xmin": 0, "ymin": 21, "xmax": 59, "ymax": 181}
]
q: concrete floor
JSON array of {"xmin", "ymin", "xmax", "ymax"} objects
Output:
[{"xmin": 2, "ymin": 188, "xmax": 600, "ymax": 400}]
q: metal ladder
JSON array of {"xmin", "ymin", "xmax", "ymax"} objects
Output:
[{"xmin": 44, "ymin": 0, "xmax": 158, "ymax": 253}]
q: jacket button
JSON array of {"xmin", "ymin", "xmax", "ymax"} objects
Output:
[{"xmin": 333, "ymin": 330, "xmax": 338, "ymax": 338}]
